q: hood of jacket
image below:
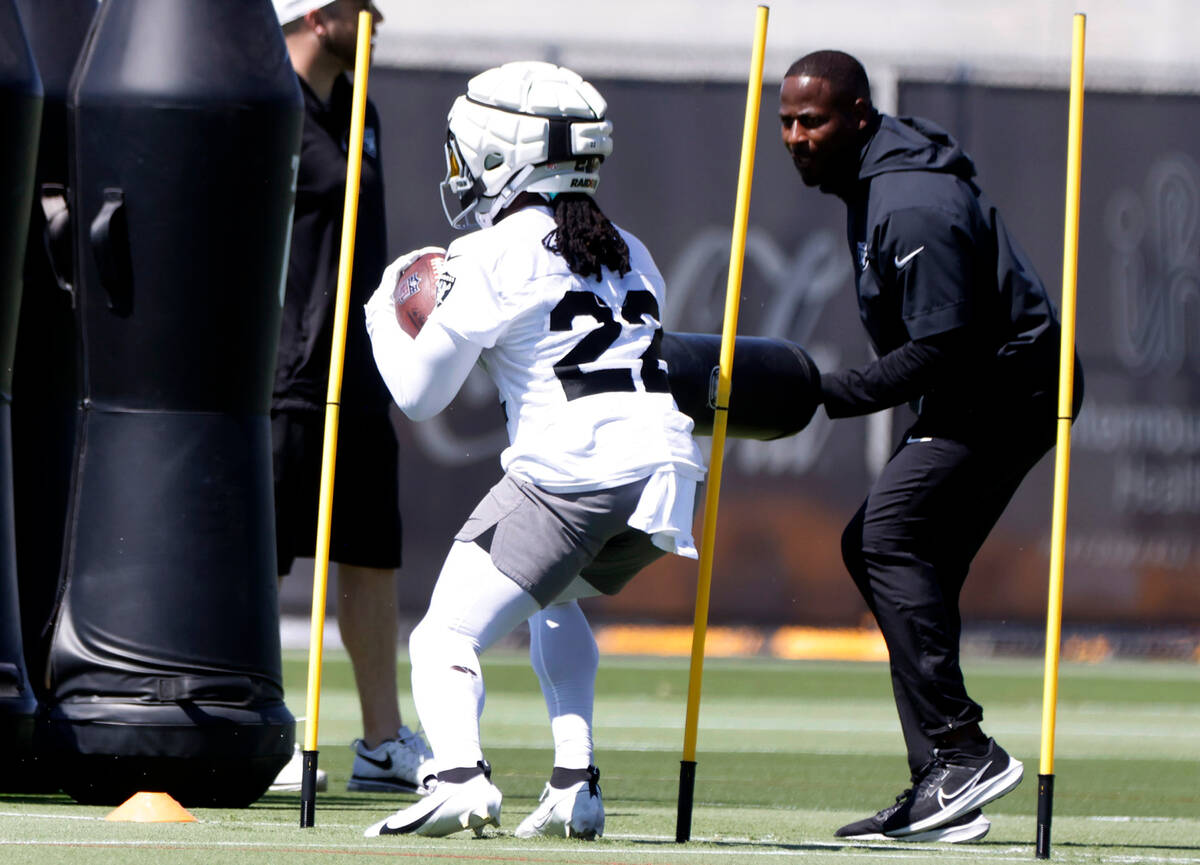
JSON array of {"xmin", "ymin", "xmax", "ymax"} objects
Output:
[{"xmin": 857, "ymin": 114, "xmax": 977, "ymax": 183}]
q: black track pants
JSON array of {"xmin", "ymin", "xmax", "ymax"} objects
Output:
[{"xmin": 841, "ymin": 411, "xmax": 1056, "ymax": 776}]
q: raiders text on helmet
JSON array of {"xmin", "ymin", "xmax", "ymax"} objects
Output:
[{"xmin": 440, "ymin": 61, "xmax": 614, "ymax": 229}]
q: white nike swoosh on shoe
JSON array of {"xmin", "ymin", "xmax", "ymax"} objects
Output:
[
  {"xmin": 357, "ymin": 753, "xmax": 393, "ymax": 771},
  {"xmin": 936, "ymin": 761, "xmax": 992, "ymax": 809},
  {"xmin": 894, "ymin": 246, "xmax": 926, "ymax": 268}
]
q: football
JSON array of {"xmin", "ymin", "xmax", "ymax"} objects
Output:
[{"xmin": 392, "ymin": 251, "xmax": 445, "ymax": 337}]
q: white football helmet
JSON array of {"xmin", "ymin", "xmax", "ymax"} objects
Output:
[{"xmin": 440, "ymin": 61, "xmax": 614, "ymax": 229}]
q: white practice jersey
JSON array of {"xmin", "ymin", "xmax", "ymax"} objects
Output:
[{"xmin": 432, "ymin": 206, "xmax": 706, "ymax": 497}]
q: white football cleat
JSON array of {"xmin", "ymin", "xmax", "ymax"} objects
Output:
[
  {"xmin": 514, "ymin": 766, "xmax": 604, "ymax": 840},
  {"xmin": 364, "ymin": 762, "xmax": 501, "ymax": 838}
]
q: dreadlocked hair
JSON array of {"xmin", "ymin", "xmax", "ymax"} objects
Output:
[{"xmin": 541, "ymin": 193, "xmax": 631, "ymax": 281}]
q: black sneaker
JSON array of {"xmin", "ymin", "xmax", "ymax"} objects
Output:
[
  {"xmin": 906, "ymin": 809, "xmax": 991, "ymax": 843},
  {"xmin": 837, "ymin": 808, "xmax": 990, "ymax": 843},
  {"xmin": 835, "ymin": 739, "xmax": 1022, "ymax": 838}
]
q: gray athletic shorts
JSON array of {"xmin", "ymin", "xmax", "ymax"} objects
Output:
[{"xmin": 455, "ymin": 473, "xmax": 666, "ymax": 606}]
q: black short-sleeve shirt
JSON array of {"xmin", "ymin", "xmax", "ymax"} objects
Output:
[{"xmin": 272, "ymin": 74, "xmax": 390, "ymax": 414}]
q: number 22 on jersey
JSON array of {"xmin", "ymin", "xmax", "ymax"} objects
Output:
[{"xmin": 549, "ymin": 289, "xmax": 670, "ymax": 401}]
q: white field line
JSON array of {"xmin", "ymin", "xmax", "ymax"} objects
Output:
[
  {"xmin": 1089, "ymin": 816, "xmax": 1175, "ymax": 822},
  {"xmin": 4, "ymin": 836, "xmax": 1200, "ymax": 864},
  {"xmin": 584, "ymin": 718, "xmax": 1200, "ymax": 736},
  {"xmin": 0, "ymin": 836, "xmax": 1067, "ymax": 862},
  {"xmin": 0, "ymin": 811, "xmax": 100, "ymax": 822},
  {"xmin": 3, "ymin": 812, "xmax": 1197, "ymax": 849},
  {"xmin": 565, "ymin": 745, "xmax": 1200, "ymax": 759},
  {"xmin": 5, "ymin": 810, "xmax": 1194, "ymax": 828}
]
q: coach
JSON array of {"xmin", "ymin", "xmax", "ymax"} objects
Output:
[{"xmin": 779, "ymin": 50, "xmax": 1083, "ymax": 842}]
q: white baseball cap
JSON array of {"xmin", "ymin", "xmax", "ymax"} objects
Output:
[{"xmin": 272, "ymin": 0, "xmax": 331, "ymax": 25}]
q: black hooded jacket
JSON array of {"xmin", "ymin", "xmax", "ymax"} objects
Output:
[{"xmin": 820, "ymin": 114, "xmax": 1070, "ymax": 429}]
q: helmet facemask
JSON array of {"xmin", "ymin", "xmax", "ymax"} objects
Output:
[{"xmin": 440, "ymin": 131, "xmax": 484, "ymax": 230}]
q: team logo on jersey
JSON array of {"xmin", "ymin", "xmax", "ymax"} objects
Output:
[
  {"xmin": 856, "ymin": 242, "xmax": 870, "ymax": 273},
  {"xmin": 435, "ymin": 271, "xmax": 456, "ymax": 307}
]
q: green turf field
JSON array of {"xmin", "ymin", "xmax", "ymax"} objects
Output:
[{"xmin": 2, "ymin": 649, "xmax": 1197, "ymax": 864}]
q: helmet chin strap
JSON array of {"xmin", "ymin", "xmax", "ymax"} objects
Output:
[{"xmin": 475, "ymin": 163, "xmax": 536, "ymax": 227}]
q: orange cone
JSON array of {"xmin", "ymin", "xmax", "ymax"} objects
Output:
[{"xmin": 105, "ymin": 791, "xmax": 198, "ymax": 823}]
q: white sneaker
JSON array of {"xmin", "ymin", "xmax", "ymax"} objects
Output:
[
  {"xmin": 514, "ymin": 766, "xmax": 604, "ymax": 840},
  {"xmin": 269, "ymin": 744, "xmax": 328, "ymax": 793},
  {"xmin": 364, "ymin": 762, "xmax": 501, "ymax": 838},
  {"xmin": 348, "ymin": 725, "xmax": 436, "ymax": 794}
]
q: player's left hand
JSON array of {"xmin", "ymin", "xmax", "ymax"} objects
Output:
[
  {"xmin": 381, "ymin": 246, "xmax": 446, "ymax": 289},
  {"xmin": 366, "ymin": 246, "xmax": 446, "ymax": 339}
]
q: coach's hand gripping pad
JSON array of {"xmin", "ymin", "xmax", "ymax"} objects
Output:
[{"xmin": 661, "ymin": 332, "xmax": 821, "ymax": 440}]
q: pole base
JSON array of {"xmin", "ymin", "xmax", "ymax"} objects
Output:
[
  {"xmin": 675, "ymin": 760, "xmax": 697, "ymax": 842},
  {"xmin": 300, "ymin": 750, "xmax": 319, "ymax": 827},
  {"xmin": 1036, "ymin": 772, "xmax": 1054, "ymax": 858}
]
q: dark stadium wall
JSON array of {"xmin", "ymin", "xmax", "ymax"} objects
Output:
[{"xmin": 367, "ymin": 67, "xmax": 1200, "ymax": 627}]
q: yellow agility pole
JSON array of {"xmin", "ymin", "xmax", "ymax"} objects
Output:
[
  {"xmin": 300, "ymin": 9, "xmax": 374, "ymax": 829},
  {"xmin": 675, "ymin": 4, "xmax": 769, "ymax": 844},
  {"xmin": 1036, "ymin": 11, "xmax": 1085, "ymax": 860}
]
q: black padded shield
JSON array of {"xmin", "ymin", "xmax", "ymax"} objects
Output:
[
  {"xmin": 10, "ymin": 0, "xmax": 95, "ymax": 717},
  {"xmin": 41, "ymin": 0, "xmax": 303, "ymax": 807},
  {"xmin": 662, "ymin": 332, "xmax": 822, "ymax": 440},
  {"xmin": 0, "ymin": 0, "xmax": 44, "ymax": 773}
]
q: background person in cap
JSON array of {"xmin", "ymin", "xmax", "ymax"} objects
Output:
[
  {"xmin": 268, "ymin": 0, "xmax": 434, "ymax": 795},
  {"xmin": 778, "ymin": 50, "xmax": 1083, "ymax": 843}
]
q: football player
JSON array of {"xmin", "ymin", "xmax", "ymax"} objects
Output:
[{"xmin": 362, "ymin": 61, "xmax": 707, "ymax": 839}]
